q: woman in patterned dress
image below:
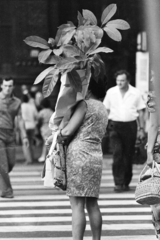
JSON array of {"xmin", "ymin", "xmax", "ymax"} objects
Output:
[
  {"xmin": 57, "ymin": 78, "xmax": 108, "ymax": 240},
  {"xmin": 146, "ymin": 76, "xmax": 160, "ymax": 239}
]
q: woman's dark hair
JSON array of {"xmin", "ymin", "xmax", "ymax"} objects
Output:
[
  {"xmin": 88, "ymin": 77, "xmax": 106, "ymax": 99},
  {"xmin": 22, "ymin": 94, "xmax": 29, "ymax": 103},
  {"xmin": 114, "ymin": 70, "xmax": 130, "ymax": 82},
  {"xmin": 40, "ymin": 98, "xmax": 51, "ymax": 109}
]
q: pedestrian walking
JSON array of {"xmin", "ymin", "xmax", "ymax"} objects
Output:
[
  {"xmin": 144, "ymin": 73, "xmax": 160, "ymax": 239},
  {"xmin": 103, "ymin": 70, "xmax": 146, "ymax": 192},
  {"xmin": 21, "ymin": 93, "xmax": 38, "ymax": 164},
  {"xmin": 37, "ymin": 98, "xmax": 53, "ymax": 163},
  {"xmin": 0, "ymin": 77, "xmax": 29, "ymax": 198},
  {"xmin": 54, "ymin": 78, "xmax": 108, "ymax": 240}
]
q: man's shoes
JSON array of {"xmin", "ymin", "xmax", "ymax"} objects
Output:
[
  {"xmin": 114, "ymin": 185, "xmax": 124, "ymax": 192},
  {"xmin": 123, "ymin": 185, "xmax": 130, "ymax": 191},
  {"xmin": 114, "ymin": 185, "xmax": 131, "ymax": 192},
  {"xmin": 1, "ymin": 188, "xmax": 14, "ymax": 198}
]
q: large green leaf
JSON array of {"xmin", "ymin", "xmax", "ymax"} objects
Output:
[
  {"xmin": 86, "ymin": 39, "xmax": 101, "ymax": 55},
  {"xmin": 67, "ymin": 70, "xmax": 82, "ymax": 92},
  {"xmin": 42, "ymin": 55, "xmax": 61, "ymax": 65},
  {"xmin": 56, "ymin": 57, "xmax": 79, "ymax": 70},
  {"xmin": 101, "ymin": 4, "xmax": 117, "ymax": 25},
  {"xmin": 82, "ymin": 9, "xmax": 97, "ymax": 25},
  {"xmin": 67, "ymin": 21, "xmax": 75, "ymax": 27},
  {"xmin": 77, "ymin": 11, "xmax": 84, "ymax": 26},
  {"xmin": 34, "ymin": 66, "xmax": 55, "ymax": 85},
  {"xmin": 106, "ymin": 19, "xmax": 130, "ymax": 30},
  {"xmin": 88, "ymin": 47, "xmax": 113, "ymax": 55},
  {"xmin": 38, "ymin": 49, "xmax": 52, "ymax": 63},
  {"xmin": 53, "ymin": 47, "xmax": 63, "ymax": 56},
  {"xmin": 55, "ymin": 26, "xmax": 75, "ymax": 45},
  {"xmin": 42, "ymin": 69, "xmax": 59, "ymax": 98},
  {"xmin": 103, "ymin": 26, "xmax": 122, "ymax": 41},
  {"xmin": 63, "ymin": 45, "xmax": 80, "ymax": 57},
  {"xmin": 24, "ymin": 36, "xmax": 49, "ymax": 49},
  {"xmin": 57, "ymin": 29, "xmax": 76, "ymax": 46}
]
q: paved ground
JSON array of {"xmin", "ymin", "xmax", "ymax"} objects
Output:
[{"xmin": 0, "ymin": 146, "xmax": 157, "ymax": 239}]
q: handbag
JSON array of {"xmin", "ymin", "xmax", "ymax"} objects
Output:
[
  {"xmin": 132, "ymin": 135, "xmax": 147, "ymax": 165},
  {"xmin": 135, "ymin": 161, "xmax": 160, "ymax": 205},
  {"xmin": 42, "ymin": 131, "xmax": 67, "ymax": 191}
]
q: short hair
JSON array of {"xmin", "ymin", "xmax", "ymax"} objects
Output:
[
  {"xmin": 40, "ymin": 98, "xmax": 51, "ymax": 109},
  {"xmin": 22, "ymin": 94, "xmax": 29, "ymax": 103},
  {"xmin": 88, "ymin": 77, "xmax": 106, "ymax": 99},
  {"xmin": 114, "ymin": 70, "xmax": 130, "ymax": 82},
  {"xmin": 2, "ymin": 77, "xmax": 15, "ymax": 84}
]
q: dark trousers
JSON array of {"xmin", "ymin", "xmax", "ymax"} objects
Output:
[{"xmin": 109, "ymin": 120, "xmax": 137, "ymax": 186}]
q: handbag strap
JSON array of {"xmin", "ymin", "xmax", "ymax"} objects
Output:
[
  {"xmin": 48, "ymin": 131, "xmax": 58, "ymax": 156},
  {"xmin": 139, "ymin": 164, "xmax": 149, "ymax": 182},
  {"xmin": 155, "ymin": 162, "xmax": 160, "ymax": 175},
  {"xmin": 139, "ymin": 161, "xmax": 160, "ymax": 182}
]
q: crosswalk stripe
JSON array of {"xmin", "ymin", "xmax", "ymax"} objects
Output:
[
  {"xmin": 0, "ymin": 215, "xmax": 153, "ymax": 223},
  {"xmin": 0, "ymin": 193, "xmax": 141, "ymax": 200},
  {"xmin": 0, "ymin": 200, "xmax": 140, "ymax": 207},
  {"xmin": 0, "ymin": 224, "xmax": 155, "ymax": 232},
  {"xmin": 9, "ymin": 183, "xmax": 138, "ymax": 189},
  {"xmin": 1, "ymin": 160, "xmax": 154, "ymax": 239},
  {"xmin": 0, "ymin": 208, "xmax": 151, "ymax": 215},
  {"xmin": 9, "ymin": 175, "xmax": 141, "ymax": 181},
  {"xmin": 0, "ymin": 237, "xmax": 156, "ymax": 240}
]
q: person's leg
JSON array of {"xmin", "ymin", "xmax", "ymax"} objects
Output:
[
  {"xmin": 0, "ymin": 139, "xmax": 13, "ymax": 197},
  {"xmin": 38, "ymin": 142, "xmax": 47, "ymax": 162},
  {"xmin": 6, "ymin": 140, "xmax": 16, "ymax": 173},
  {"xmin": 86, "ymin": 197, "xmax": 102, "ymax": 240},
  {"xmin": 151, "ymin": 205, "xmax": 160, "ymax": 239},
  {"xmin": 122, "ymin": 121, "xmax": 137, "ymax": 187},
  {"xmin": 109, "ymin": 122, "xmax": 124, "ymax": 189},
  {"xmin": 69, "ymin": 196, "xmax": 86, "ymax": 240},
  {"xmin": 22, "ymin": 130, "xmax": 33, "ymax": 164}
]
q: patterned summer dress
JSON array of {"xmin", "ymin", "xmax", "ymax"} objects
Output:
[
  {"xmin": 66, "ymin": 99, "xmax": 108, "ymax": 198},
  {"xmin": 147, "ymin": 91, "xmax": 160, "ymax": 162}
]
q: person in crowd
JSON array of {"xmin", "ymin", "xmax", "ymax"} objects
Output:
[
  {"xmin": 0, "ymin": 77, "xmax": 29, "ymax": 198},
  {"xmin": 54, "ymin": 78, "xmax": 108, "ymax": 240},
  {"xmin": 21, "ymin": 94, "xmax": 38, "ymax": 164},
  {"xmin": 30, "ymin": 86, "xmax": 43, "ymax": 111},
  {"xmin": 145, "ymin": 72, "xmax": 160, "ymax": 239},
  {"xmin": 103, "ymin": 70, "xmax": 146, "ymax": 192},
  {"xmin": 37, "ymin": 98, "xmax": 53, "ymax": 162}
]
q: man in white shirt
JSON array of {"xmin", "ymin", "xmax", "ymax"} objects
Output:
[{"xmin": 103, "ymin": 70, "xmax": 146, "ymax": 192}]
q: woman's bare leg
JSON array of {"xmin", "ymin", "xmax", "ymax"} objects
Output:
[
  {"xmin": 86, "ymin": 197, "xmax": 102, "ymax": 240},
  {"xmin": 69, "ymin": 196, "xmax": 86, "ymax": 240}
]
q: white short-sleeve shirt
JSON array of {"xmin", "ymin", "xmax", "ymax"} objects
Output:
[{"xmin": 103, "ymin": 85, "xmax": 146, "ymax": 122}]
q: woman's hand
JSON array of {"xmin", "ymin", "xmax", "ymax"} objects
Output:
[
  {"xmin": 45, "ymin": 135, "xmax": 53, "ymax": 146},
  {"xmin": 147, "ymin": 151, "xmax": 154, "ymax": 167}
]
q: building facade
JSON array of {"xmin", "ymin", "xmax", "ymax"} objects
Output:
[{"xmin": 0, "ymin": 0, "xmax": 145, "ymax": 94}]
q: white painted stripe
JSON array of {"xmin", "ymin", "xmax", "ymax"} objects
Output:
[
  {"xmin": 10, "ymin": 169, "xmax": 143, "ymax": 175},
  {"xmin": 9, "ymin": 175, "xmax": 140, "ymax": 181},
  {"xmin": 10, "ymin": 172, "xmax": 40, "ymax": 176},
  {"xmin": 0, "ymin": 237, "xmax": 156, "ymax": 240},
  {"xmin": 0, "ymin": 224, "xmax": 154, "ymax": 232},
  {"xmin": 0, "ymin": 215, "xmax": 152, "ymax": 223},
  {"xmin": 0, "ymin": 193, "xmax": 139, "ymax": 201},
  {"xmin": 0, "ymin": 200, "xmax": 139, "ymax": 207},
  {"xmin": 0, "ymin": 208, "xmax": 151, "ymax": 215},
  {"xmin": 10, "ymin": 182, "xmax": 138, "ymax": 189}
]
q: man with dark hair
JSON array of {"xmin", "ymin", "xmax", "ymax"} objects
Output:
[
  {"xmin": 103, "ymin": 70, "xmax": 146, "ymax": 192},
  {"xmin": 0, "ymin": 77, "xmax": 29, "ymax": 198}
]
